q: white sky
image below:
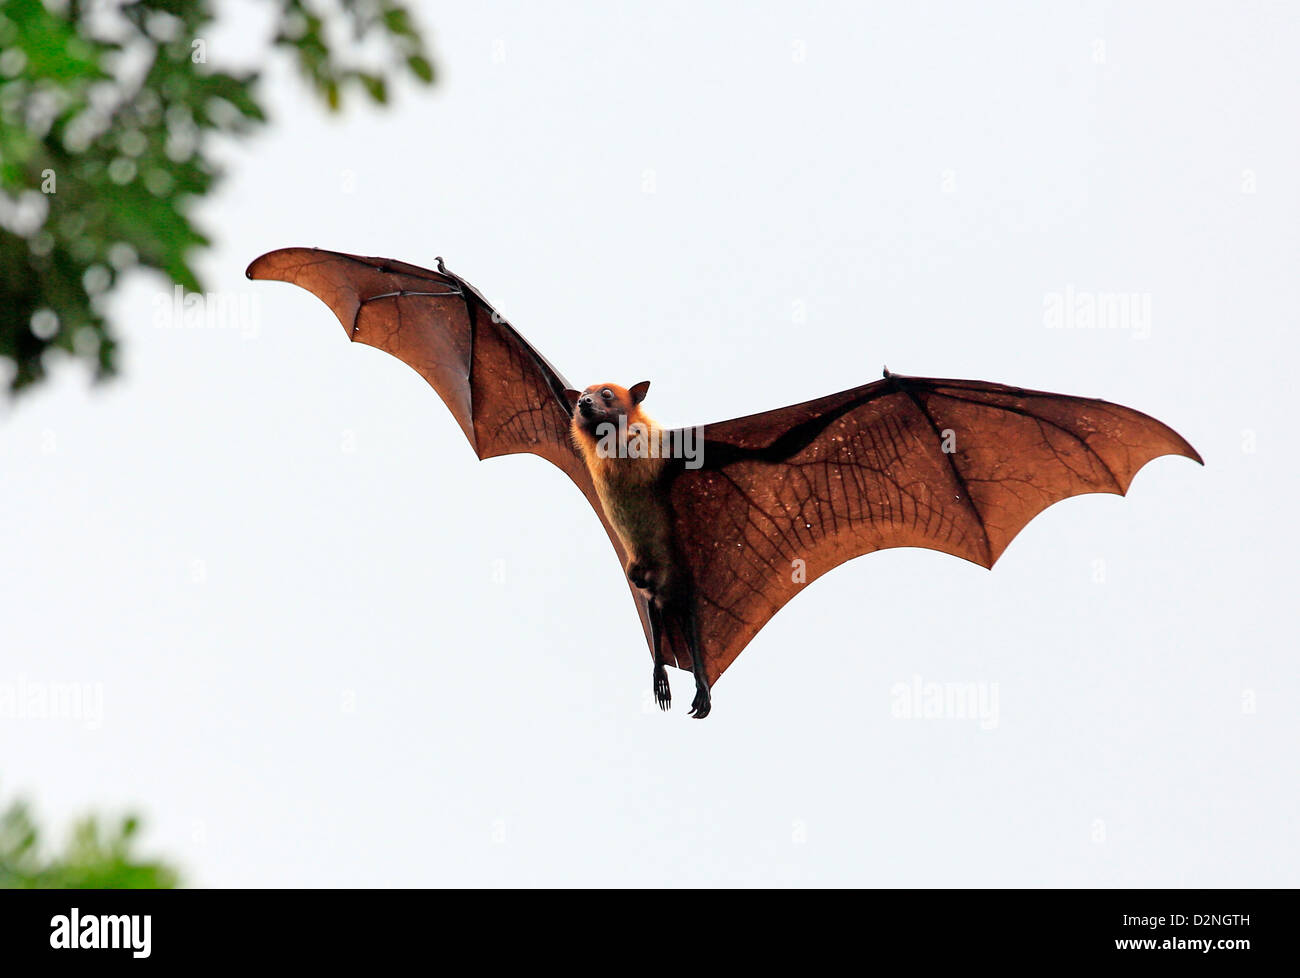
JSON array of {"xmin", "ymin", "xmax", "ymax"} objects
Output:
[{"xmin": 2, "ymin": 1, "xmax": 1297, "ymax": 886}]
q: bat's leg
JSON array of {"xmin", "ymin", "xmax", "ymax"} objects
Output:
[
  {"xmin": 684, "ymin": 604, "xmax": 711, "ymax": 720},
  {"xmin": 649, "ymin": 602, "xmax": 671, "ymax": 711}
]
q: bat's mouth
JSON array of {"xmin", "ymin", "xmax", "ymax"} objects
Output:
[{"xmin": 578, "ymin": 401, "xmax": 597, "ymax": 420}]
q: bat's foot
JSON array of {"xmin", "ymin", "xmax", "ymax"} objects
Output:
[
  {"xmin": 653, "ymin": 667, "xmax": 671, "ymax": 711},
  {"xmin": 628, "ymin": 560, "xmax": 649, "ymax": 590},
  {"xmin": 628, "ymin": 558, "xmax": 660, "ymax": 592},
  {"xmin": 688, "ymin": 683, "xmax": 711, "ymax": 719}
]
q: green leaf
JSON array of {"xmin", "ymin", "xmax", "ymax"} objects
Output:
[
  {"xmin": 407, "ymin": 55, "xmax": 434, "ymax": 84},
  {"xmin": 357, "ymin": 73, "xmax": 387, "ymax": 103}
]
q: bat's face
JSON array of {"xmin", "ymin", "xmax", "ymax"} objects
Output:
[{"xmin": 570, "ymin": 381, "xmax": 650, "ymax": 434}]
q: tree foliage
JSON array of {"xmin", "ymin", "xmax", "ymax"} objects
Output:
[
  {"xmin": 0, "ymin": 797, "xmax": 178, "ymax": 888},
  {"xmin": 0, "ymin": 0, "xmax": 434, "ymax": 393}
]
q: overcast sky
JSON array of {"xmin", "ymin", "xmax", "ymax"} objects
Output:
[{"xmin": 3, "ymin": 1, "xmax": 1297, "ymax": 886}]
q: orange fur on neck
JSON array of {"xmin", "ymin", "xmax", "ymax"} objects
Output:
[{"xmin": 571, "ymin": 405, "xmax": 664, "ymax": 486}]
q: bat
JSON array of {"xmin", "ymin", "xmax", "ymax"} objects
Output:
[{"xmin": 247, "ymin": 248, "xmax": 1202, "ymax": 718}]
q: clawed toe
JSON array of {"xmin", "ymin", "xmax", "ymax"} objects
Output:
[
  {"xmin": 653, "ymin": 671, "xmax": 671, "ymax": 711},
  {"xmin": 688, "ymin": 685, "xmax": 711, "ymax": 719}
]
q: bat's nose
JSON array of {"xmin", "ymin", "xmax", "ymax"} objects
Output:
[{"xmin": 578, "ymin": 395, "xmax": 595, "ymax": 416}]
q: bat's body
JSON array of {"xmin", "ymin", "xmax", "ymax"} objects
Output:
[
  {"xmin": 570, "ymin": 385, "xmax": 672, "ymax": 593},
  {"xmin": 248, "ymin": 248, "xmax": 1202, "ymax": 719},
  {"xmin": 569, "ymin": 383, "xmax": 708, "ymax": 713}
]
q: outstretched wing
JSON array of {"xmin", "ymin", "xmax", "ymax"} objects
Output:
[
  {"xmin": 246, "ymin": 248, "xmax": 652, "ymax": 642},
  {"xmin": 247, "ymin": 247, "xmax": 578, "ymax": 467},
  {"xmin": 667, "ymin": 371, "xmax": 1202, "ymax": 684}
]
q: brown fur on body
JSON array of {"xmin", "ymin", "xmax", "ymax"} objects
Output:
[{"xmin": 569, "ymin": 382, "xmax": 678, "ymax": 598}]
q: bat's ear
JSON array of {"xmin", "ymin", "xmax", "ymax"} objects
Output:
[
  {"xmin": 563, "ymin": 389, "xmax": 582, "ymax": 410},
  {"xmin": 629, "ymin": 381, "xmax": 651, "ymax": 405}
]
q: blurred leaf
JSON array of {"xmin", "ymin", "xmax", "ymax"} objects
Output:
[
  {"xmin": 407, "ymin": 55, "xmax": 434, "ymax": 84},
  {"xmin": 0, "ymin": 794, "xmax": 179, "ymax": 889},
  {"xmin": 357, "ymin": 72, "xmax": 387, "ymax": 104}
]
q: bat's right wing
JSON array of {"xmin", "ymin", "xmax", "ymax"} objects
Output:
[
  {"xmin": 247, "ymin": 247, "xmax": 653, "ymax": 646},
  {"xmin": 247, "ymin": 247, "xmax": 580, "ymax": 468},
  {"xmin": 666, "ymin": 372, "xmax": 1202, "ymax": 685}
]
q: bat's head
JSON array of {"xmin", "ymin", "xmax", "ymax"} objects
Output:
[{"xmin": 566, "ymin": 381, "xmax": 650, "ymax": 434}]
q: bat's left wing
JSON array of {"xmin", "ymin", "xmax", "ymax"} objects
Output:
[
  {"xmin": 665, "ymin": 372, "xmax": 1201, "ymax": 685},
  {"xmin": 246, "ymin": 247, "xmax": 653, "ymax": 646}
]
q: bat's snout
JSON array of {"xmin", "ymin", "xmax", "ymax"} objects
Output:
[{"xmin": 577, "ymin": 395, "xmax": 596, "ymax": 418}]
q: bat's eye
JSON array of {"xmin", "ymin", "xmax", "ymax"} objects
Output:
[{"xmin": 601, "ymin": 389, "xmax": 613, "ymax": 400}]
